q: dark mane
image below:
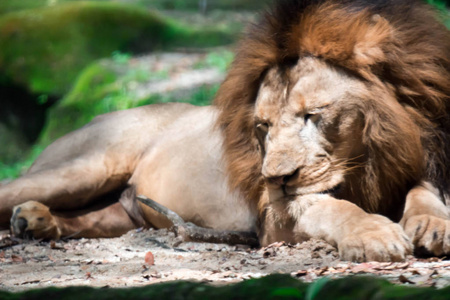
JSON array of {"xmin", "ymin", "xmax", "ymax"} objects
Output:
[{"xmin": 214, "ymin": 0, "xmax": 450, "ymax": 214}]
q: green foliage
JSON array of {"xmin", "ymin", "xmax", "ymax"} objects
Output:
[
  {"xmin": 2, "ymin": 274, "xmax": 450, "ymax": 300},
  {"xmin": 111, "ymin": 51, "xmax": 132, "ymax": 65},
  {"xmin": 136, "ymin": 0, "xmax": 271, "ymax": 11},
  {"xmin": 0, "ymin": 2, "xmax": 233, "ymax": 97},
  {"xmin": 38, "ymin": 53, "xmax": 222, "ymax": 145},
  {"xmin": 0, "ymin": 0, "xmax": 270, "ymax": 14},
  {"xmin": 0, "ymin": 145, "xmax": 44, "ymax": 179},
  {"xmin": 427, "ymin": 0, "xmax": 448, "ymax": 10},
  {"xmin": 194, "ymin": 49, "xmax": 234, "ymax": 72},
  {"xmin": 427, "ymin": 0, "xmax": 450, "ymax": 28}
]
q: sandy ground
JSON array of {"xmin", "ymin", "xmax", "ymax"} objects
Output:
[{"xmin": 2, "ymin": 228, "xmax": 450, "ymax": 292}]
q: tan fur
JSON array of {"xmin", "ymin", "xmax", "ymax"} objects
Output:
[{"xmin": 2, "ymin": 104, "xmax": 256, "ymax": 240}]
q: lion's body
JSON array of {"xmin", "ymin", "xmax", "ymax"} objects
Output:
[
  {"xmin": 1, "ymin": 0, "xmax": 450, "ymax": 261},
  {"xmin": 1, "ymin": 104, "xmax": 255, "ymax": 237}
]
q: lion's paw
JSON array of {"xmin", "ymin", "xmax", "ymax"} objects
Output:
[
  {"xmin": 402, "ymin": 214, "xmax": 450, "ymax": 257},
  {"xmin": 10, "ymin": 201, "xmax": 61, "ymax": 240},
  {"xmin": 339, "ymin": 216, "xmax": 412, "ymax": 262}
]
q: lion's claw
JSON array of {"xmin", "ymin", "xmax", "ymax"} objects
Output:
[
  {"xmin": 403, "ymin": 214, "xmax": 450, "ymax": 257},
  {"xmin": 339, "ymin": 216, "xmax": 412, "ymax": 262},
  {"xmin": 10, "ymin": 201, "xmax": 61, "ymax": 240}
]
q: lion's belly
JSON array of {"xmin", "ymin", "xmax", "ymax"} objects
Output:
[{"xmin": 130, "ymin": 106, "xmax": 257, "ymax": 232}]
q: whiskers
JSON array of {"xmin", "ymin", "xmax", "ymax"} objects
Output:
[{"xmin": 331, "ymin": 155, "xmax": 365, "ymax": 174}]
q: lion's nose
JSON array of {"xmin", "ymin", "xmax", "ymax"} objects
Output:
[
  {"xmin": 266, "ymin": 175, "xmax": 287, "ymax": 186},
  {"xmin": 265, "ymin": 168, "xmax": 299, "ymax": 187}
]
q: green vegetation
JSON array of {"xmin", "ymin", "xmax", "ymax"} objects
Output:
[
  {"xmin": 0, "ymin": 1, "xmax": 234, "ymax": 96},
  {"xmin": 0, "ymin": 145, "xmax": 44, "ymax": 179},
  {"xmin": 1, "ymin": 274, "xmax": 450, "ymax": 300},
  {"xmin": 0, "ymin": 0, "xmax": 270, "ymax": 15},
  {"xmin": 0, "ymin": 1, "xmax": 238, "ymax": 179},
  {"xmin": 194, "ymin": 49, "xmax": 234, "ymax": 72},
  {"xmin": 39, "ymin": 49, "xmax": 230, "ymax": 145},
  {"xmin": 427, "ymin": 0, "xmax": 450, "ymax": 27}
]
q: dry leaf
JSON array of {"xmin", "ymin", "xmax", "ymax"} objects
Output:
[
  {"xmin": 293, "ymin": 270, "xmax": 308, "ymax": 277},
  {"xmin": 399, "ymin": 275, "xmax": 414, "ymax": 284},
  {"xmin": 145, "ymin": 251, "xmax": 155, "ymax": 265},
  {"xmin": 11, "ymin": 254, "xmax": 24, "ymax": 263},
  {"xmin": 396, "ymin": 262, "xmax": 410, "ymax": 269},
  {"xmin": 350, "ymin": 263, "xmax": 373, "ymax": 274}
]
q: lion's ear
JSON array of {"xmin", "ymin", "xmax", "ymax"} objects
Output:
[{"xmin": 353, "ymin": 14, "xmax": 393, "ymax": 67}]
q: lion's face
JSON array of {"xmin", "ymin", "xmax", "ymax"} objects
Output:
[{"xmin": 254, "ymin": 57, "xmax": 372, "ymax": 201}]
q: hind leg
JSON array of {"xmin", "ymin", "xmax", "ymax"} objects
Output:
[
  {"xmin": 0, "ymin": 157, "xmax": 128, "ymax": 228},
  {"xmin": 10, "ymin": 201, "xmax": 61, "ymax": 239},
  {"xmin": 10, "ymin": 200, "xmax": 137, "ymax": 239}
]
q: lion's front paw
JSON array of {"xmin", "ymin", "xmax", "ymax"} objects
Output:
[
  {"xmin": 402, "ymin": 214, "xmax": 450, "ymax": 257},
  {"xmin": 339, "ymin": 216, "xmax": 412, "ymax": 262},
  {"xmin": 10, "ymin": 201, "xmax": 61, "ymax": 240}
]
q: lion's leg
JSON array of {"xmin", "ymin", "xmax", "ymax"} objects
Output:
[
  {"xmin": 0, "ymin": 161, "xmax": 127, "ymax": 227},
  {"xmin": 280, "ymin": 195, "xmax": 412, "ymax": 262},
  {"xmin": 10, "ymin": 201, "xmax": 136, "ymax": 239},
  {"xmin": 400, "ymin": 182, "xmax": 450, "ymax": 256}
]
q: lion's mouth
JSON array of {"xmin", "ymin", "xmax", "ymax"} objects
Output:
[
  {"xmin": 283, "ymin": 183, "xmax": 343, "ymax": 198},
  {"xmin": 319, "ymin": 184, "xmax": 342, "ymax": 196}
]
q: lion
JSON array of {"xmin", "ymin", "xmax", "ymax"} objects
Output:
[{"xmin": 1, "ymin": 0, "xmax": 449, "ymax": 262}]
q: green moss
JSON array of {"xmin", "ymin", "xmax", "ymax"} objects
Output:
[{"xmin": 0, "ymin": 1, "xmax": 235, "ymax": 97}]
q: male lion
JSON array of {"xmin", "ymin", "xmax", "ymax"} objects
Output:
[{"xmin": 1, "ymin": 0, "xmax": 449, "ymax": 262}]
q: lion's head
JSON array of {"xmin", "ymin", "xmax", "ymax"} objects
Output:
[{"xmin": 214, "ymin": 0, "xmax": 450, "ymax": 221}]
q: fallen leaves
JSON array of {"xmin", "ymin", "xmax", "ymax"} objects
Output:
[
  {"xmin": 145, "ymin": 251, "xmax": 155, "ymax": 266},
  {"xmin": 11, "ymin": 254, "xmax": 24, "ymax": 263},
  {"xmin": 1, "ymin": 228, "xmax": 450, "ymax": 290},
  {"xmin": 0, "ymin": 234, "xmax": 19, "ymax": 249},
  {"xmin": 290, "ymin": 257, "xmax": 450, "ymax": 286},
  {"xmin": 398, "ymin": 275, "xmax": 414, "ymax": 284}
]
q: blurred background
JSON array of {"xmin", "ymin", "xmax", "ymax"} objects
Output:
[{"xmin": 0, "ymin": 0, "xmax": 448, "ymax": 181}]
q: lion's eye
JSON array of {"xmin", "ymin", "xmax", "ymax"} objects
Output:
[
  {"xmin": 255, "ymin": 122, "xmax": 269, "ymax": 145},
  {"xmin": 256, "ymin": 123, "xmax": 269, "ymax": 133},
  {"xmin": 304, "ymin": 113, "xmax": 320, "ymax": 124}
]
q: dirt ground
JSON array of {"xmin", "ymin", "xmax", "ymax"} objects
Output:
[{"xmin": 2, "ymin": 228, "xmax": 450, "ymax": 292}]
